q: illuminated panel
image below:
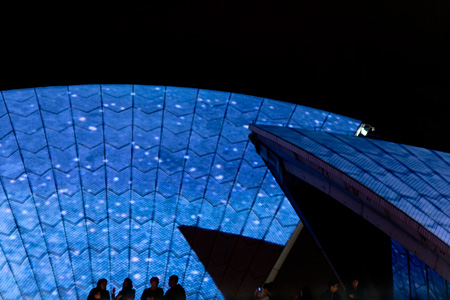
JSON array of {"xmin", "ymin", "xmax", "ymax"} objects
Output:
[{"xmin": 0, "ymin": 85, "xmax": 360, "ymax": 300}]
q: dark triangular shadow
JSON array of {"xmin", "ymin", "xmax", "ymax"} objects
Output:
[{"xmin": 179, "ymin": 225, "xmax": 284, "ymax": 300}]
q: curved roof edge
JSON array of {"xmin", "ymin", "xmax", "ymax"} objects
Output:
[{"xmin": 248, "ymin": 124, "xmax": 450, "ymax": 283}]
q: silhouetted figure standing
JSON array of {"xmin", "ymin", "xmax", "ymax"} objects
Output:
[
  {"xmin": 141, "ymin": 277, "xmax": 164, "ymax": 300},
  {"xmin": 88, "ymin": 278, "xmax": 111, "ymax": 300},
  {"xmin": 253, "ymin": 282, "xmax": 272, "ymax": 300},
  {"xmin": 164, "ymin": 275, "xmax": 186, "ymax": 300},
  {"xmin": 346, "ymin": 279, "xmax": 366, "ymax": 300},
  {"xmin": 112, "ymin": 278, "xmax": 135, "ymax": 300},
  {"xmin": 320, "ymin": 280, "xmax": 342, "ymax": 300}
]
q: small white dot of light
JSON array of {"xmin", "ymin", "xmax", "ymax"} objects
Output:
[
  {"xmin": 232, "ymin": 148, "xmax": 238, "ymax": 152},
  {"xmin": 66, "ymin": 174, "xmax": 71, "ymax": 178},
  {"xmin": 231, "ymin": 101, "xmax": 237, "ymax": 104},
  {"xmin": 176, "ymin": 122, "xmax": 181, "ymax": 125},
  {"xmin": 10, "ymin": 235, "xmax": 16, "ymax": 240},
  {"xmin": 184, "ymin": 155, "xmax": 190, "ymax": 159},
  {"xmin": 35, "ymin": 203, "xmax": 41, "ymax": 207},
  {"xmin": 189, "ymin": 167, "xmax": 197, "ymax": 172},
  {"xmin": 78, "ymin": 213, "xmax": 83, "ymax": 217},
  {"xmin": 79, "ymin": 117, "xmax": 86, "ymax": 121},
  {"xmin": 52, "ymin": 291, "xmax": 58, "ymax": 296},
  {"xmin": 121, "ymin": 213, "xmax": 126, "ymax": 217},
  {"xmin": 99, "ymin": 109, "xmax": 103, "ymax": 112},
  {"xmin": 102, "ymin": 228, "xmax": 108, "ymax": 232},
  {"xmin": 81, "ymin": 275, "xmax": 86, "ymax": 280},
  {"xmin": 253, "ymin": 220, "xmax": 260, "ymax": 225},
  {"xmin": 5, "ymin": 208, "xmax": 11, "ymax": 213},
  {"xmin": 154, "ymin": 136, "xmax": 159, "ymax": 140},
  {"xmin": 55, "ymin": 164, "xmax": 60, "ymax": 168},
  {"xmin": 253, "ymin": 162, "xmax": 259, "ymax": 165},
  {"xmin": 103, "ymin": 159, "xmax": 108, "ymax": 163},
  {"xmin": 74, "ymin": 157, "xmax": 79, "ymax": 161},
  {"xmin": 191, "ymin": 215, "xmax": 196, "ymax": 219},
  {"xmin": 134, "ymin": 225, "xmax": 140, "ymax": 229},
  {"xmin": 61, "ymin": 210, "xmax": 67, "ymax": 215},
  {"xmin": 221, "ymin": 200, "xmax": 227, "ymax": 204},
  {"xmin": 191, "ymin": 270, "xmax": 199, "ymax": 275},
  {"xmin": 305, "ymin": 111, "xmax": 310, "ymax": 115},
  {"xmin": 85, "ymin": 204, "xmax": 90, "ymax": 208},
  {"xmin": 243, "ymin": 125, "xmax": 249, "ymax": 129},
  {"xmin": 121, "ymin": 107, "xmax": 125, "ymax": 110},
  {"xmin": 111, "ymin": 103, "xmax": 116, "ymax": 106},
  {"xmin": 86, "ymin": 165, "xmax": 91, "ymax": 169},
  {"xmin": 269, "ymin": 106, "xmax": 274, "ymax": 109},
  {"xmin": 19, "ymin": 177, "xmax": 25, "ymax": 181},
  {"xmin": 90, "ymin": 228, "xmax": 96, "ymax": 232},
  {"xmin": 67, "ymin": 121, "xmax": 72, "ymax": 124},
  {"xmin": 135, "ymin": 145, "xmax": 140, "ymax": 149},
  {"xmin": 115, "ymin": 202, "xmax": 121, "ymax": 206},
  {"xmin": 215, "ymin": 164, "xmax": 222, "ymax": 169},
  {"xmin": 136, "ymin": 216, "xmax": 141, "ymax": 220},
  {"xmin": 288, "ymin": 124, "xmax": 294, "ymax": 128},
  {"xmin": 224, "ymin": 218, "xmax": 230, "ymax": 222},
  {"xmin": 74, "ymin": 250, "xmax": 80, "ymax": 255},
  {"xmin": 113, "ymin": 177, "xmax": 119, "ymax": 182},
  {"xmin": 130, "ymin": 200, "xmax": 135, "ymax": 205},
  {"xmin": 132, "ymin": 257, "xmax": 139, "ymax": 262},
  {"xmin": 144, "ymin": 151, "xmax": 149, "ymax": 155},
  {"xmin": 157, "ymin": 104, "xmax": 162, "ymax": 108},
  {"xmin": 270, "ymin": 184, "xmax": 276, "ymax": 188},
  {"xmin": 201, "ymin": 104, "xmax": 206, "ymax": 108},
  {"xmin": 87, "ymin": 189, "xmax": 92, "ymax": 192},
  {"xmin": 72, "ymin": 94, "xmax": 78, "ymax": 97},
  {"xmin": 203, "ymin": 278, "xmax": 209, "ymax": 282},
  {"xmin": 104, "ymin": 103, "xmax": 109, "ymax": 107},
  {"xmin": 131, "ymin": 92, "xmax": 136, "ymax": 96},
  {"xmin": 88, "ymin": 126, "xmax": 97, "ymax": 131},
  {"xmin": 258, "ymin": 203, "xmax": 263, "ymax": 206},
  {"xmin": 155, "ymin": 87, "xmax": 161, "ymax": 90},
  {"xmin": 215, "ymin": 175, "xmax": 224, "ymax": 180},
  {"xmin": 145, "ymin": 258, "xmax": 153, "ymax": 262},
  {"xmin": 9, "ymin": 180, "xmax": 15, "ymax": 183},
  {"xmin": 258, "ymin": 193, "xmax": 264, "ymax": 197},
  {"xmin": 99, "ymin": 199, "xmax": 105, "ymax": 204},
  {"xmin": 175, "ymin": 104, "xmax": 181, "ymax": 108}
]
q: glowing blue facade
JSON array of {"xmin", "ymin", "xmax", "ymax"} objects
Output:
[
  {"xmin": 0, "ymin": 85, "xmax": 361, "ymax": 300},
  {"xmin": 249, "ymin": 125, "xmax": 450, "ymax": 300}
]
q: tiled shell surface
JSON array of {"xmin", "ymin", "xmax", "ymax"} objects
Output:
[
  {"xmin": 256, "ymin": 125, "xmax": 450, "ymax": 246},
  {"xmin": 0, "ymin": 85, "xmax": 360, "ymax": 300}
]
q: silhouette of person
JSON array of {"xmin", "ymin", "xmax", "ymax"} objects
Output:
[
  {"xmin": 88, "ymin": 278, "xmax": 111, "ymax": 300},
  {"xmin": 320, "ymin": 280, "xmax": 342, "ymax": 300},
  {"xmin": 253, "ymin": 282, "xmax": 272, "ymax": 300},
  {"xmin": 141, "ymin": 276, "xmax": 164, "ymax": 300},
  {"xmin": 164, "ymin": 275, "xmax": 186, "ymax": 300},
  {"xmin": 112, "ymin": 278, "xmax": 135, "ymax": 300},
  {"xmin": 346, "ymin": 278, "xmax": 366, "ymax": 300}
]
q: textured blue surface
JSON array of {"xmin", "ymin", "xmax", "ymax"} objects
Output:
[
  {"xmin": 392, "ymin": 239, "xmax": 450, "ymax": 300},
  {"xmin": 0, "ymin": 85, "xmax": 360, "ymax": 300},
  {"xmin": 253, "ymin": 125, "xmax": 450, "ymax": 246}
]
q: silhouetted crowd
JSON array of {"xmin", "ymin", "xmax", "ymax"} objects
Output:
[{"xmin": 87, "ymin": 275, "xmax": 185, "ymax": 300}]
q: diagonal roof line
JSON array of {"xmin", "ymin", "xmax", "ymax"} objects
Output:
[{"xmin": 249, "ymin": 124, "xmax": 450, "ymax": 283}]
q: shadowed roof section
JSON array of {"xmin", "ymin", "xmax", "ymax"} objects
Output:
[{"xmin": 249, "ymin": 124, "xmax": 450, "ymax": 282}]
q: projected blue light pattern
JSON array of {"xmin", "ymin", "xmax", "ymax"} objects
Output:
[
  {"xmin": 0, "ymin": 85, "xmax": 361, "ymax": 300},
  {"xmin": 251, "ymin": 125, "xmax": 450, "ymax": 246},
  {"xmin": 251, "ymin": 125, "xmax": 450, "ymax": 299},
  {"xmin": 392, "ymin": 239, "xmax": 450, "ymax": 300}
]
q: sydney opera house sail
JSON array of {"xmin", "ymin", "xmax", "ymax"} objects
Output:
[{"xmin": 0, "ymin": 85, "xmax": 361, "ymax": 300}]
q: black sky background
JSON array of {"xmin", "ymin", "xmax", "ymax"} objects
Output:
[{"xmin": 1, "ymin": 1, "xmax": 450, "ymax": 152}]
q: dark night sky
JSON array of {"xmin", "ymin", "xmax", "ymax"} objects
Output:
[{"xmin": 1, "ymin": 1, "xmax": 450, "ymax": 152}]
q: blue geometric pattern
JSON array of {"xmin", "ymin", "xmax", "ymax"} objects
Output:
[
  {"xmin": 392, "ymin": 239, "xmax": 450, "ymax": 300},
  {"xmin": 251, "ymin": 125, "xmax": 450, "ymax": 246},
  {"xmin": 0, "ymin": 85, "xmax": 361, "ymax": 300}
]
